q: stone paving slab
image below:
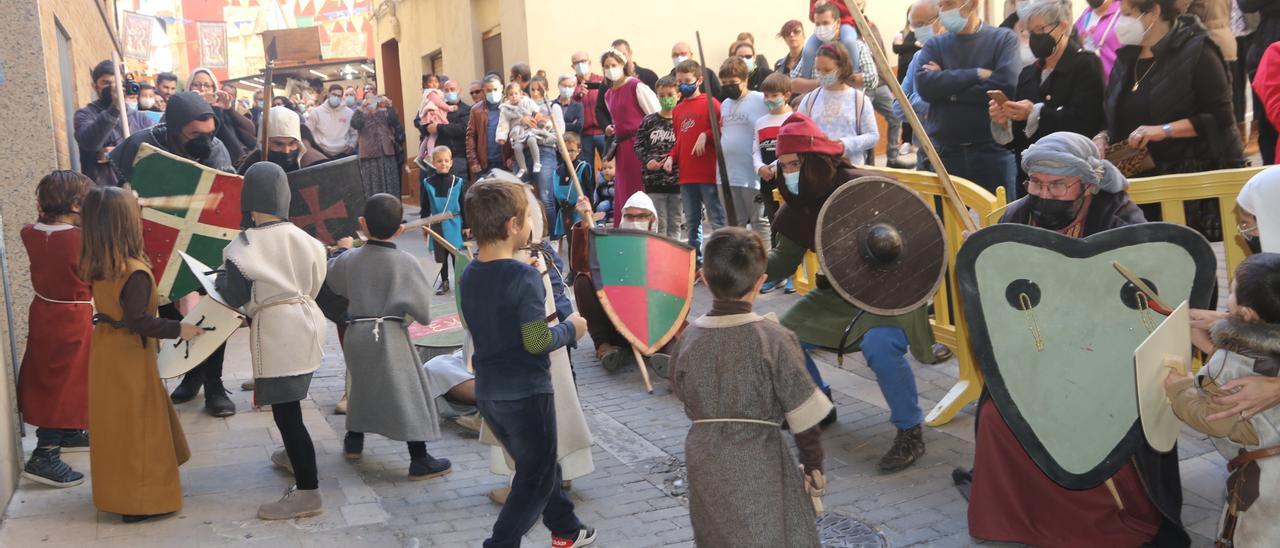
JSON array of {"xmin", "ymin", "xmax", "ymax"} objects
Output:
[{"xmin": 0, "ymin": 220, "xmax": 1230, "ymax": 547}]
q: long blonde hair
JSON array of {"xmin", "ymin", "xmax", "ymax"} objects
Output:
[{"xmin": 79, "ymin": 187, "xmax": 149, "ymax": 282}]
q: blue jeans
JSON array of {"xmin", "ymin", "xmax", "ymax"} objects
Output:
[
  {"xmin": 524, "ymin": 145, "xmax": 560, "ymax": 223},
  {"xmin": 801, "ymin": 328, "xmax": 922, "ymax": 430},
  {"xmin": 935, "ymin": 142, "xmax": 1017, "ymax": 200},
  {"xmin": 680, "ymin": 183, "xmax": 727, "ymax": 259},
  {"xmin": 477, "ymin": 394, "xmax": 583, "ymax": 547},
  {"xmin": 797, "ymin": 25, "xmax": 861, "ymax": 78},
  {"xmin": 580, "ymin": 133, "xmax": 607, "ymax": 166}
]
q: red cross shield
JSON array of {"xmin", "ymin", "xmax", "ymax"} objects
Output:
[{"xmin": 286, "ymin": 156, "xmax": 367, "ymax": 244}]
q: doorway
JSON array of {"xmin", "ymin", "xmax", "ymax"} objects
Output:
[{"xmin": 380, "ymin": 38, "xmax": 415, "ymax": 201}]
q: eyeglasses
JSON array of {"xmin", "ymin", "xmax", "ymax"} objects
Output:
[
  {"xmin": 621, "ymin": 213, "xmax": 652, "ymax": 222},
  {"xmin": 1238, "ymin": 222, "xmax": 1260, "ymax": 237},
  {"xmin": 1023, "ymin": 178, "xmax": 1080, "ymax": 197},
  {"xmin": 189, "ymin": 82, "xmax": 215, "ymax": 91}
]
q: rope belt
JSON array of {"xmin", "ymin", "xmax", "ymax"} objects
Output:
[
  {"xmin": 347, "ymin": 315, "xmax": 404, "ymax": 342},
  {"xmin": 257, "ymin": 295, "xmax": 324, "ymax": 355},
  {"xmin": 691, "ymin": 418, "xmax": 783, "ymax": 427},
  {"xmin": 34, "ymin": 289, "xmax": 92, "ymax": 305}
]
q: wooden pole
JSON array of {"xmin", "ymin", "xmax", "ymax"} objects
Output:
[
  {"xmin": 631, "ymin": 345, "xmax": 655, "ymax": 394},
  {"xmin": 261, "ymin": 36, "xmax": 278, "ymax": 161},
  {"xmin": 550, "ymin": 109, "xmax": 592, "ymax": 216},
  {"xmin": 421, "ymin": 225, "xmax": 461, "ymax": 257},
  {"xmin": 846, "ymin": 8, "xmax": 978, "ymax": 233},
  {"xmin": 694, "ymin": 31, "xmax": 738, "ymax": 226},
  {"xmin": 95, "ymin": 1, "xmax": 130, "ymax": 140}
]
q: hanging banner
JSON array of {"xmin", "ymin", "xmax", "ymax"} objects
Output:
[
  {"xmin": 122, "ymin": 12, "xmax": 154, "ymax": 60},
  {"xmin": 196, "ymin": 21, "xmax": 228, "ymax": 68}
]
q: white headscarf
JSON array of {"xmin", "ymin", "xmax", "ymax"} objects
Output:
[
  {"xmin": 1021, "ymin": 132, "xmax": 1128, "ymax": 193},
  {"xmin": 262, "ymin": 105, "xmax": 307, "ymax": 156},
  {"xmin": 621, "ymin": 191, "xmax": 658, "ymax": 232},
  {"xmin": 187, "ymin": 67, "xmax": 219, "ymax": 92},
  {"xmin": 1238, "ymin": 166, "xmax": 1280, "ymax": 253}
]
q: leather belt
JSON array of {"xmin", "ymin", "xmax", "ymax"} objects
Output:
[{"xmin": 1217, "ymin": 445, "xmax": 1280, "ymax": 547}]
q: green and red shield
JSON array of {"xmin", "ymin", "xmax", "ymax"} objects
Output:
[
  {"xmin": 131, "ymin": 143, "xmax": 242, "ymax": 304},
  {"xmin": 589, "ymin": 229, "xmax": 696, "ymax": 354}
]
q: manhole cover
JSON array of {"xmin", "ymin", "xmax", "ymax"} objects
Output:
[{"xmin": 817, "ymin": 512, "xmax": 887, "ymax": 548}]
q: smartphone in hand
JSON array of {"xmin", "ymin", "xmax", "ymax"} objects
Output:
[{"xmin": 986, "ymin": 90, "xmax": 1010, "ymax": 105}]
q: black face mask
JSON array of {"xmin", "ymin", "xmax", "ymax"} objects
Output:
[
  {"xmin": 1029, "ymin": 30, "xmax": 1060, "ymax": 61},
  {"xmin": 1028, "ymin": 195, "xmax": 1079, "ymax": 230},
  {"xmin": 267, "ymin": 150, "xmax": 301, "ymax": 172},
  {"xmin": 722, "ymin": 85, "xmax": 743, "ymax": 101},
  {"xmin": 1243, "ymin": 233, "xmax": 1263, "ymax": 255},
  {"xmin": 98, "ymin": 86, "xmax": 113, "ymax": 105},
  {"xmin": 183, "ymin": 133, "xmax": 214, "ymax": 159},
  {"xmin": 1086, "ymin": 0, "xmax": 1106, "ymax": 8}
]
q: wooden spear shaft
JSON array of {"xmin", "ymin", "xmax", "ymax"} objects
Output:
[
  {"xmin": 95, "ymin": 0, "xmax": 130, "ymax": 140},
  {"xmin": 694, "ymin": 31, "xmax": 738, "ymax": 226},
  {"xmin": 846, "ymin": 8, "xmax": 978, "ymax": 233}
]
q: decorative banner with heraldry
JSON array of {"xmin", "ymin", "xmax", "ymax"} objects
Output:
[
  {"xmin": 956, "ymin": 223, "xmax": 1216, "ymax": 489},
  {"xmin": 130, "ymin": 143, "xmax": 241, "ymax": 304},
  {"xmin": 286, "ymin": 156, "xmax": 366, "ymax": 244},
  {"xmin": 589, "ymin": 229, "xmax": 696, "ymax": 355}
]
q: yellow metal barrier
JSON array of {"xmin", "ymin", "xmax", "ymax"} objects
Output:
[{"xmin": 1126, "ymin": 166, "xmax": 1261, "ymax": 283}]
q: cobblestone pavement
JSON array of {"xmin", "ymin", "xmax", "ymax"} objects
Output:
[{"xmin": 0, "ymin": 223, "xmax": 1228, "ymax": 547}]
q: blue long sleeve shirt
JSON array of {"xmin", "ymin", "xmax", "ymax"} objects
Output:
[
  {"xmin": 895, "ymin": 50, "xmax": 931, "ymax": 136},
  {"xmin": 914, "ymin": 24, "xmax": 1020, "ymax": 147}
]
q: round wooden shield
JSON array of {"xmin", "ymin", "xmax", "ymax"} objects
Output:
[{"xmin": 814, "ymin": 176, "xmax": 947, "ymax": 315}]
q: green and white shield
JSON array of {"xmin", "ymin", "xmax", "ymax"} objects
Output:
[{"xmin": 956, "ymin": 223, "xmax": 1216, "ymax": 489}]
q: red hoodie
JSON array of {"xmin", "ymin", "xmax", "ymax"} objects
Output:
[
  {"xmin": 670, "ymin": 93, "xmax": 720, "ymax": 184},
  {"xmin": 1255, "ymin": 42, "xmax": 1280, "ymax": 161}
]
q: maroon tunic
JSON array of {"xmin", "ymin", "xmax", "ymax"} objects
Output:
[
  {"xmin": 604, "ymin": 78, "xmax": 646, "ymax": 227},
  {"xmin": 18, "ymin": 224, "xmax": 92, "ymax": 429}
]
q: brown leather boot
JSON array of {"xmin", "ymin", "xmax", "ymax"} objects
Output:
[{"xmin": 877, "ymin": 425, "xmax": 925, "ymax": 472}]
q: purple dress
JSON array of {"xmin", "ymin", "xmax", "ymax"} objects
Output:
[{"xmin": 605, "ymin": 78, "xmax": 646, "ymax": 227}]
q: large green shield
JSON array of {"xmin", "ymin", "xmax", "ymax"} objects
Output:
[{"xmin": 956, "ymin": 223, "xmax": 1216, "ymax": 489}]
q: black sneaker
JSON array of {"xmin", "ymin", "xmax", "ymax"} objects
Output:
[
  {"xmin": 878, "ymin": 425, "xmax": 926, "ymax": 473},
  {"xmin": 552, "ymin": 527, "xmax": 597, "ymax": 547},
  {"xmin": 343, "ymin": 432, "xmax": 364, "ymax": 461},
  {"xmin": 408, "ymin": 455, "xmax": 452, "ymax": 481},
  {"xmin": 203, "ymin": 381, "xmax": 237, "ymax": 418},
  {"xmin": 952, "ymin": 467, "xmax": 973, "ymax": 501},
  {"xmin": 22, "ymin": 447, "xmax": 84, "ymax": 488},
  {"xmin": 435, "ymin": 278, "xmax": 450, "ymax": 296},
  {"xmin": 170, "ymin": 371, "xmax": 203, "ymax": 404},
  {"xmin": 59, "ymin": 430, "xmax": 89, "ymax": 453}
]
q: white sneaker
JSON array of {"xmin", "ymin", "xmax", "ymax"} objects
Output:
[
  {"xmin": 552, "ymin": 527, "xmax": 597, "ymax": 547},
  {"xmin": 533, "ymin": 163, "xmax": 542, "ymax": 173},
  {"xmin": 899, "ymin": 143, "xmax": 913, "ymax": 156},
  {"xmin": 515, "ymin": 168, "xmax": 527, "ymax": 178}
]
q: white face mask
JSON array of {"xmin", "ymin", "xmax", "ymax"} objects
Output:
[
  {"xmin": 139, "ymin": 97, "xmax": 156, "ymax": 110},
  {"xmin": 574, "ymin": 61, "xmax": 590, "ymax": 76},
  {"xmin": 604, "ymin": 66, "xmax": 624, "ymax": 81},
  {"xmin": 1114, "ymin": 14, "xmax": 1152, "ymax": 46},
  {"xmin": 560, "ymin": 86, "xmax": 575, "ymax": 98},
  {"xmin": 672, "ymin": 55, "xmax": 689, "ymax": 68},
  {"xmin": 620, "ymin": 220, "xmax": 652, "ymax": 231},
  {"xmin": 815, "ymin": 23, "xmax": 838, "ymax": 42}
]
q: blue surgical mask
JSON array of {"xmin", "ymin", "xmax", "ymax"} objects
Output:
[
  {"xmin": 327, "ymin": 95, "xmax": 341, "ymax": 108},
  {"xmin": 940, "ymin": 1, "xmax": 970, "ymax": 34},
  {"xmin": 913, "ymin": 24, "xmax": 936, "ymax": 45},
  {"xmin": 783, "ymin": 171, "xmax": 801, "ymax": 195},
  {"xmin": 764, "ymin": 98, "xmax": 787, "ymax": 111},
  {"xmin": 816, "ymin": 72, "xmax": 839, "ymax": 88},
  {"xmin": 486, "ymin": 90, "xmax": 502, "ymax": 104},
  {"xmin": 344, "ymin": 96, "xmax": 356, "ymax": 107},
  {"xmin": 444, "ymin": 91, "xmax": 459, "ymax": 103}
]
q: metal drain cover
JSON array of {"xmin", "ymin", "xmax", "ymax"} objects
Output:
[{"xmin": 816, "ymin": 512, "xmax": 887, "ymax": 548}]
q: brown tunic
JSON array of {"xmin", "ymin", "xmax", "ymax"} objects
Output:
[
  {"xmin": 670, "ymin": 309, "xmax": 832, "ymax": 548},
  {"xmin": 88, "ymin": 260, "xmax": 190, "ymax": 516}
]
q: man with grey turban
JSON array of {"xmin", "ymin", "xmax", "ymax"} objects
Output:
[{"xmin": 998, "ymin": 131, "xmax": 1144, "ymax": 234}]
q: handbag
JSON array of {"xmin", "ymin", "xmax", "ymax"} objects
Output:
[{"xmin": 1106, "ymin": 142, "xmax": 1155, "ymax": 177}]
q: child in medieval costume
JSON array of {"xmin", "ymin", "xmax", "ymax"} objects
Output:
[
  {"xmin": 551, "ymin": 132, "xmax": 590, "ymax": 241},
  {"xmin": 1165, "ymin": 253, "xmax": 1280, "ymax": 547},
  {"xmin": 670, "ymin": 227, "xmax": 831, "ymax": 547},
  {"xmin": 419, "ymin": 146, "xmax": 465, "ymax": 295},
  {"xmin": 80, "ymin": 186, "xmax": 202, "ymax": 523},
  {"xmin": 217, "ymin": 162, "xmax": 329, "ymax": 520},
  {"xmin": 18, "ymin": 171, "xmax": 93, "ymax": 488},
  {"xmin": 460, "ymin": 180, "xmax": 596, "ymax": 547},
  {"xmin": 326, "ymin": 193, "xmax": 453, "ymax": 481}
]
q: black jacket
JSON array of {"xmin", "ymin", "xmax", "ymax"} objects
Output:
[
  {"xmin": 417, "ymin": 100, "xmax": 472, "ymax": 167},
  {"xmin": 1241, "ymin": 0, "xmax": 1280, "ymax": 74},
  {"xmin": 1105, "ymin": 15, "xmax": 1244, "ymax": 175},
  {"xmin": 1000, "ymin": 189, "xmax": 1146, "ymax": 233},
  {"xmin": 1007, "ymin": 40, "xmax": 1107, "ymax": 157}
]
